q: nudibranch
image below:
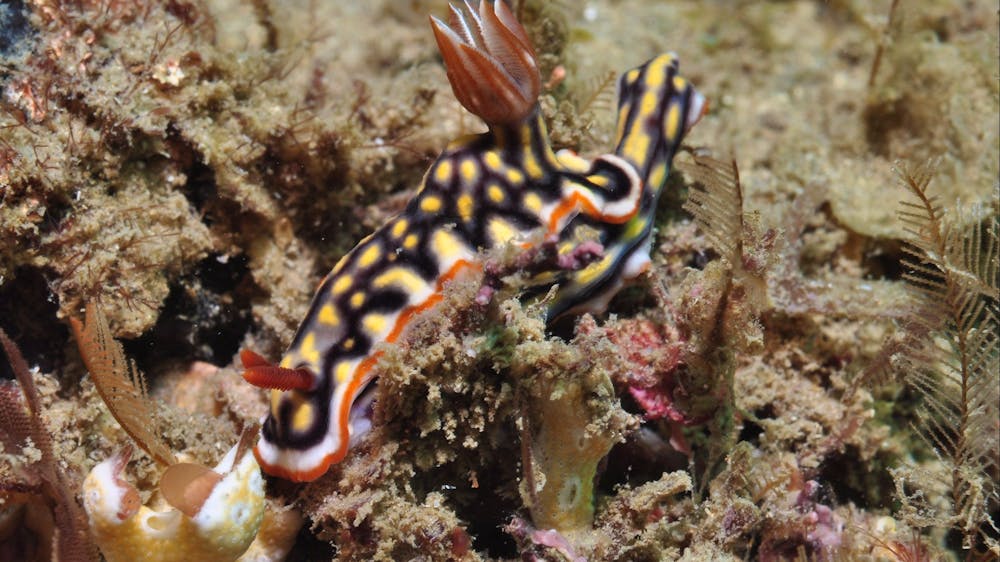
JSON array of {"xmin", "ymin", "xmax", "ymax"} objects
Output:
[
  {"xmin": 241, "ymin": 0, "xmax": 705, "ymax": 482},
  {"xmin": 83, "ymin": 438, "xmax": 265, "ymax": 562}
]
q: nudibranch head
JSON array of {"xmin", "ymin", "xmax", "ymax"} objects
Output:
[
  {"xmin": 430, "ymin": 0, "xmax": 540, "ymax": 125},
  {"xmin": 83, "ymin": 439, "xmax": 265, "ymax": 562}
]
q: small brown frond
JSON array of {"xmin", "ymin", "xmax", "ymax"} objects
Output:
[
  {"xmin": 895, "ymin": 161, "xmax": 946, "ymax": 260},
  {"xmin": 892, "ymin": 161, "xmax": 999, "ymax": 551},
  {"xmin": 0, "ymin": 381, "xmax": 32, "ymax": 441},
  {"xmin": 0, "ymin": 331, "xmax": 55, "ymax": 474},
  {"xmin": 681, "ymin": 151, "xmax": 744, "ymax": 267},
  {"xmin": 69, "ymin": 303, "xmax": 177, "ymax": 467},
  {"xmin": 0, "ymin": 329, "xmax": 98, "ymax": 561},
  {"xmin": 571, "ymin": 69, "xmax": 617, "ymax": 115}
]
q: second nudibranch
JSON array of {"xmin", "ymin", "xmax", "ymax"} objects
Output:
[{"xmin": 241, "ymin": 0, "xmax": 704, "ymax": 482}]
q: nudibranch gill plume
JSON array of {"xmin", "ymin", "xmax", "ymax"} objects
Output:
[{"xmin": 240, "ymin": 0, "xmax": 705, "ymax": 482}]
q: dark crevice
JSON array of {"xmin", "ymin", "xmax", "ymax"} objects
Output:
[
  {"xmin": 860, "ymin": 238, "xmax": 905, "ymax": 281},
  {"xmin": 817, "ymin": 445, "xmax": 896, "ymax": 509},
  {"xmin": 0, "ymin": 266, "xmax": 66, "ymax": 375},
  {"xmin": 600, "ymin": 425, "xmax": 689, "ymax": 491},
  {"xmin": 0, "ymin": 0, "xmax": 34, "ymax": 59},
  {"xmin": 125, "ymin": 253, "xmax": 252, "ymax": 372}
]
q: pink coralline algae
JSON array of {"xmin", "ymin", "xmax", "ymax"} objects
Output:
[{"xmin": 589, "ymin": 318, "xmax": 695, "ymax": 424}]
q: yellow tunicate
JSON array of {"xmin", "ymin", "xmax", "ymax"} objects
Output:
[{"xmin": 83, "ymin": 442, "xmax": 265, "ymax": 562}]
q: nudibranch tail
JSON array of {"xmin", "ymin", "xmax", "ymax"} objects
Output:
[{"xmin": 430, "ymin": 0, "xmax": 540, "ymax": 125}]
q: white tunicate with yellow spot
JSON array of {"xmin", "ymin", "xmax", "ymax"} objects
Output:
[{"xmin": 83, "ymin": 441, "xmax": 265, "ymax": 562}]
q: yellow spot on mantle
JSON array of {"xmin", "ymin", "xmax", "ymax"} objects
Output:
[
  {"xmin": 270, "ymin": 389, "xmax": 282, "ymax": 416},
  {"xmin": 335, "ymin": 362, "xmax": 353, "ymax": 384},
  {"xmin": 488, "ymin": 217, "xmax": 518, "ymax": 245},
  {"xmin": 588, "ymin": 174, "xmax": 610, "ymax": 188},
  {"xmin": 523, "ymin": 192, "xmax": 542, "ymax": 213},
  {"xmin": 374, "ymin": 267, "xmax": 425, "ymax": 293},
  {"xmin": 431, "ymin": 228, "xmax": 466, "ymax": 263},
  {"xmin": 349, "ymin": 291, "xmax": 365, "ymax": 309},
  {"xmin": 421, "ymin": 196, "xmax": 442, "ymax": 213},
  {"xmin": 318, "ymin": 304, "xmax": 340, "ymax": 326},
  {"xmin": 391, "ymin": 218, "xmax": 408, "ymax": 238},
  {"xmin": 457, "ymin": 193, "xmax": 474, "ymax": 221},
  {"xmin": 362, "ymin": 313, "xmax": 388, "ymax": 336},
  {"xmin": 300, "ymin": 333, "xmax": 319, "ymax": 365},
  {"xmin": 434, "ymin": 160, "xmax": 452, "ymax": 183},
  {"xmin": 524, "ymin": 151, "xmax": 543, "ymax": 179},
  {"xmin": 640, "ymin": 90, "xmax": 658, "ymax": 117},
  {"xmin": 460, "ymin": 158, "xmax": 478, "ymax": 182},
  {"xmin": 506, "ymin": 168, "xmax": 524, "ymax": 185},
  {"xmin": 358, "ymin": 243, "xmax": 381, "ymax": 268},
  {"xmin": 487, "ymin": 184, "xmax": 505, "ymax": 204},
  {"xmin": 664, "ymin": 103, "xmax": 681, "ymax": 143},
  {"xmin": 622, "ymin": 132, "xmax": 651, "ymax": 168},
  {"xmin": 484, "ymin": 151, "xmax": 502, "ymax": 171},
  {"xmin": 332, "ymin": 275, "xmax": 352, "ymax": 296},
  {"xmin": 291, "ymin": 402, "xmax": 314, "ymax": 431}
]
